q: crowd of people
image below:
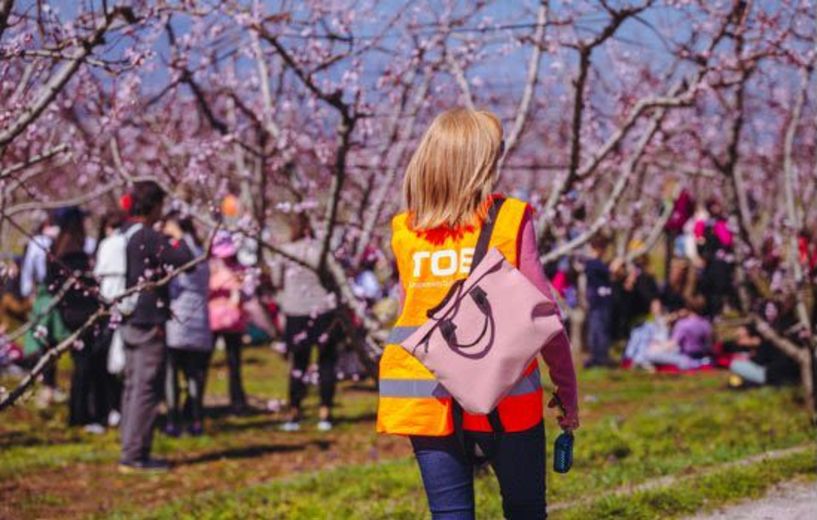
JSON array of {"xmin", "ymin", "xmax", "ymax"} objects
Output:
[
  {"xmin": 0, "ymin": 181, "xmax": 365, "ymax": 473},
  {"xmin": 0, "ymin": 179, "xmax": 805, "ymax": 475},
  {"xmin": 546, "ymin": 191, "xmax": 801, "ymax": 390}
]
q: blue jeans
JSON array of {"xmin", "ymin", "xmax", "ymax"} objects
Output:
[
  {"xmin": 730, "ymin": 359, "xmax": 767, "ymax": 384},
  {"xmin": 410, "ymin": 421, "xmax": 546, "ymax": 519}
]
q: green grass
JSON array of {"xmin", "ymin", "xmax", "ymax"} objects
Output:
[
  {"xmin": 0, "ymin": 346, "xmax": 378, "ymax": 477},
  {"xmin": 2, "ymin": 347, "xmax": 815, "ymax": 519},
  {"xmin": 133, "ymin": 446, "xmax": 817, "ymax": 520},
  {"xmin": 561, "ymin": 447, "xmax": 816, "ymax": 519},
  {"xmin": 129, "ymin": 371, "xmax": 812, "ymax": 519}
]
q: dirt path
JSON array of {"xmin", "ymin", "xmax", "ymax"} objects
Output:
[{"xmin": 685, "ymin": 480, "xmax": 817, "ymax": 520}]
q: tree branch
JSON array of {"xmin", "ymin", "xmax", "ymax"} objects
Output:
[
  {"xmin": 354, "ymin": 71, "xmax": 432, "ymax": 263},
  {"xmin": 541, "ymin": 95, "xmax": 668, "ymax": 264},
  {"xmin": 446, "ymin": 50, "xmax": 475, "ymax": 110},
  {"xmin": 0, "ymin": 144, "xmax": 70, "ymax": 180},
  {"xmin": 782, "ymin": 61, "xmax": 813, "ymax": 332},
  {"xmin": 625, "ymin": 187, "xmax": 678, "ymax": 262},
  {"xmin": 0, "ymin": 7, "xmax": 137, "ymax": 150},
  {"xmin": 497, "ymin": 0, "xmax": 548, "ymax": 178},
  {"xmin": 0, "ymin": 0, "xmax": 14, "ymax": 41},
  {"xmin": 4, "ymin": 179, "xmax": 125, "ymax": 217},
  {"xmin": 0, "ymin": 231, "xmax": 216, "ymax": 411},
  {"xmin": 751, "ymin": 315, "xmax": 810, "ymax": 366},
  {"xmin": 547, "ymin": 1, "xmax": 652, "ymax": 204}
]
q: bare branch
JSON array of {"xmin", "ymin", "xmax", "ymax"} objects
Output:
[
  {"xmin": 625, "ymin": 190, "xmax": 677, "ymax": 262},
  {"xmin": 0, "ymin": 231, "xmax": 216, "ymax": 411},
  {"xmin": 782, "ymin": 62, "xmax": 813, "ymax": 331},
  {"xmin": 4, "ymin": 179, "xmax": 125, "ymax": 217},
  {"xmin": 257, "ymin": 26, "xmax": 353, "ymax": 118},
  {"xmin": 558, "ymin": 2, "xmax": 652, "ymax": 193},
  {"xmin": 539, "ymin": 79, "xmax": 690, "ymax": 235},
  {"xmin": 751, "ymin": 315, "xmax": 810, "ymax": 366},
  {"xmin": 354, "ymin": 72, "xmax": 432, "ymax": 263},
  {"xmin": 318, "ymin": 116, "xmax": 357, "ymax": 272},
  {"xmin": 541, "ymin": 96, "xmax": 668, "ymax": 264},
  {"xmin": 0, "ymin": 144, "xmax": 70, "ymax": 179},
  {"xmin": 16, "ymin": 49, "xmax": 127, "ymax": 71},
  {"xmin": 250, "ymin": 24, "xmax": 282, "ymax": 140},
  {"xmin": 498, "ymin": 0, "xmax": 549, "ymax": 177},
  {"xmin": 0, "ymin": 7, "xmax": 137, "ymax": 150},
  {"xmin": 446, "ymin": 50, "xmax": 475, "ymax": 110},
  {"xmin": 1, "ymin": 276, "xmax": 75, "ymax": 345},
  {"xmin": 0, "ymin": 0, "xmax": 14, "ymax": 41}
]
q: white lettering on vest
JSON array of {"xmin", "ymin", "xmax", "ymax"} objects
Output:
[
  {"xmin": 412, "ymin": 251, "xmax": 430, "ymax": 277},
  {"xmin": 431, "ymin": 250, "xmax": 457, "ymax": 276},
  {"xmin": 412, "ymin": 248, "xmax": 475, "ymax": 278}
]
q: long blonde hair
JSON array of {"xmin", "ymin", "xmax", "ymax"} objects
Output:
[{"xmin": 403, "ymin": 108, "xmax": 504, "ymax": 230}]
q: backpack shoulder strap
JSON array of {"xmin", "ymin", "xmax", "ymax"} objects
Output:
[
  {"xmin": 124, "ymin": 222, "xmax": 143, "ymax": 242},
  {"xmin": 470, "ymin": 197, "xmax": 506, "ymax": 274},
  {"xmin": 452, "ymin": 196, "xmax": 507, "ymax": 449}
]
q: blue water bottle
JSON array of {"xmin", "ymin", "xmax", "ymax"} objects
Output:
[
  {"xmin": 553, "ymin": 431, "xmax": 574, "ymax": 473},
  {"xmin": 550, "ymin": 391, "xmax": 574, "ymax": 474}
]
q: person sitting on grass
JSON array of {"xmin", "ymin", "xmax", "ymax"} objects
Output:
[
  {"xmin": 623, "ymin": 299, "xmax": 672, "ymax": 370},
  {"xmin": 727, "ymin": 324, "xmax": 800, "ymax": 389},
  {"xmin": 644, "ymin": 297, "xmax": 713, "ymax": 370}
]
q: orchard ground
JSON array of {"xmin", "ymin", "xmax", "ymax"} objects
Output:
[{"xmin": 1, "ymin": 345, "xmax": 814, "ymax": 520}]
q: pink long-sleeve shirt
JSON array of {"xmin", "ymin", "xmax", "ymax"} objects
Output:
[{"xmin": 517, "ymin": 209, "xmax": 579, "ymax": 415}]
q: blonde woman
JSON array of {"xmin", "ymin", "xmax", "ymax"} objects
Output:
[{"xmin": 377, "ymin": 108, "xmax": 579, "ymax": 519}]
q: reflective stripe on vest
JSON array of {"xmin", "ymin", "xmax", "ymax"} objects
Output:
[
  {"xmin": 380, "ymin": 368, "xmax": 542, "ymax": 399},
  {"xmin": 386, "ymin": 326, "xmax": 417, "ymax": 344}
]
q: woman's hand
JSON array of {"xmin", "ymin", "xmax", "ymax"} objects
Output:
[{"xmin": 548, "ymin": 395, "xmax": 580, "ymax": 432}]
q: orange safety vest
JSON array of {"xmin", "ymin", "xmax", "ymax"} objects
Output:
[{"xmin": 377, "ymin": 197, "xmax": 543, "ymax": 436}]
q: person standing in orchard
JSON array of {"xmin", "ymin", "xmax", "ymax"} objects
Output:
[
  {"xmin": 118, "ymin": 182, "xmax": 193, "ymax": 473},
  {"xmin": 274, "ymin": 215, "xmax": 342, "ymax": 432},
  {"xmin": 45, "ymin": 207, "xmax": 103, "ymax": 431},
  {"xmin": 377, "ymin": 108, "xmax": 579, "ymax": 519},
  {"xmin": 163, "ymin": 212, "xmax": 213, "ymax": 437}
]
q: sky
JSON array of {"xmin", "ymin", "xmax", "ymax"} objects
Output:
[{"xmin": 27, "ymin": 0, "xmax": 811, "ymax": 117}]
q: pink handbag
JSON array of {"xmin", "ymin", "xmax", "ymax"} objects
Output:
[
  {"xmin": 399, "ymin": 199, "xmax": 564, "ymax": 415},
  {"xmin": 208, "ymin": 297, "xmax": 244, "ymax": 332}
]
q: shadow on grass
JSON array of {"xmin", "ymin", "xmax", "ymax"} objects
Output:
[
  {"xmin": 201, "ymin": 404, "xmax": 268, "ymax": 420},
  {"xmin": 334, "ymin": 411, "xmax": 377, "ymax": 425},
  {"xmin": 178, "ymin": 439, "xmax": 334, "ymax": 466},
  {"xmin": 343, "ymin": 381, "xmax": 378, "ymax": 393},
  {"xmin": 0, "ymin": 430, "xmax": 83, "ymax": 449},
  {"xmin": 209, "ymin": 356, "xmax": 265, "ymax": 369},
  {"xmin": 209, "ymin": 418, "xmax": 282, "ymax": 434}
]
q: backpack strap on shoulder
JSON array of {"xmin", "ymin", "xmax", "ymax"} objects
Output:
[
  {"xmin": 471, "ymin": 197, "xmax": 505, "ymax": 272},
  {"xmin": 124, "ymin": 222, "xmax": 143, "ymax": 241},
  {"xmin": 450, "ymin": 197, "xmax": 508, "ymax": 467}
]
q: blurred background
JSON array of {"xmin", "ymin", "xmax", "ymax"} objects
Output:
[{"xmin": 0, "ymin": 1, "xmax": 815, "ymax": 518}]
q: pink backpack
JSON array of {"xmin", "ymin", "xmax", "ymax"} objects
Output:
[{"xmin": 399, "ymin": 199, "xmax": 564, "ymax": 416}]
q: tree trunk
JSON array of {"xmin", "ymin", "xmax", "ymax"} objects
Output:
[
  {"xmin": 800, "ymin": 351, "xmax": 815, "ymax": 422},
  {"xmin": 568, "ymin": 307, "xmax": 586, "ymax": 367},
  {"xmin": 809, "ymin": 349, "xmax": 817, "ymax": 424}
]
